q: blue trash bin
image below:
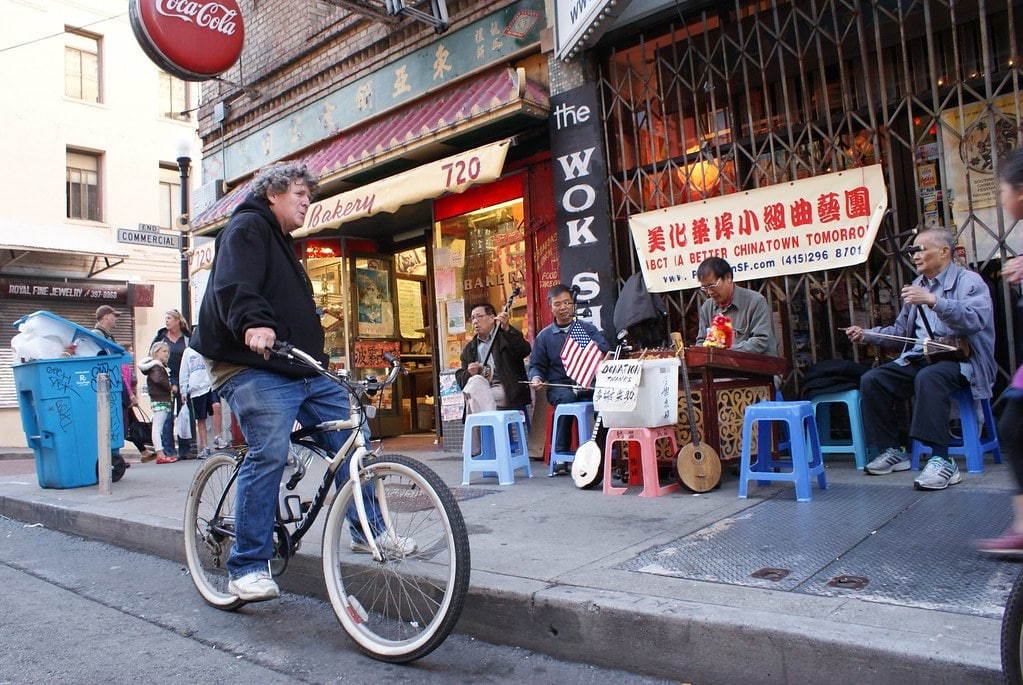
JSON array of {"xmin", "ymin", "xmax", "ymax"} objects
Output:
[{"xmin": 12, "ymin": 311, "xmax": 126, "ymax": 489}]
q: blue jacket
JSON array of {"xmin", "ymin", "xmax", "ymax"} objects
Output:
[
  {"xmin": 528, "ymin": 319, "xmax": 610, "ymax": 390},
  {"xmin": 864, "ymin": 263, "xmax": 995, "ymax": 399}
]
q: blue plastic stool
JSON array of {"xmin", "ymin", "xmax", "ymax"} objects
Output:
[
  {"xmin": 910, "ymin": 390, "xmax": 1002, "ymax": 473},
  {"xmin": 548, "ymin": 402, "xmax": 594, "ymax": 476},
  {"xmin": 738, "ymin": 400, "xmax": 827, "ymax": 502},
  {"xmin": 810, "ymin": 389, "xmax": 867, "ymax": 470},
  {"xmin": 462, "ymin": 410, "xmax": 533, "ymax": 485}
]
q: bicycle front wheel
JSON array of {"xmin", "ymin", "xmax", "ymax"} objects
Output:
[
  {"xmin": 183, "ymin": 451, "xmax": 244, "ymax": 611},
  {"xmin": 322, "ymin": 454, "xmax": 470, "ymax": 663}
]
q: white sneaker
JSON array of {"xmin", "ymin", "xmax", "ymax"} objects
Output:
[
  {"xmin": 213, "ymin": 435, "xmax": 229, "ymax": 449},
  {"xmin": 227, "ymin": 570, "xmax": 280, "ymax": 601},
  {"xmin": 351, "ymin": 532, "xmax": 418, "ymax": 555}
]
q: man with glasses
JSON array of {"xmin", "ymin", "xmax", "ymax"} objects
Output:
[
  {"xmin": 529, "ymin": 284, "xmax": 611, "ymax": 472},
  {"xmin": 695, "ymin": 257, "xmax": 776, "ymax": 354},
  {"xmin": 845, "ymin": 228, "xmax": 995, "ymax": 490},
  {"xmin": 455, "ymin": 301, "xmax": 531, "ymax": 415}
]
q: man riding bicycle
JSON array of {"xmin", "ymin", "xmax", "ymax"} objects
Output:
[{"xmin": 192, "ymin": 162, "xmax": 413, "ymax": 603}]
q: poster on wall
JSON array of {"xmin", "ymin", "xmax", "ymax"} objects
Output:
[
  {"xmin": 355, "ymin": 258, "xmax": 394, "ymax": 338},
  {"xmin": 352, "ymin": 340, "xmax": 400, "ymax": 410},
  {"xmin": 396, "ymin": 278, "xmax": 425, "ymax": 339},
  {"xmin": 940, "ymin": 93, "xmax": 1020, "ymax": 262}
]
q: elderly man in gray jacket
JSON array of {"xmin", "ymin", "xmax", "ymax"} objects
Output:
[{"xmin": 845, "ymin": 228, "xmax": 995, "ymax": 490}]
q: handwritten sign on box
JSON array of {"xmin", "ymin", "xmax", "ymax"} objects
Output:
[{"xmin": 594, "ymin": 359, "xmax": 642, "ymax": 412}]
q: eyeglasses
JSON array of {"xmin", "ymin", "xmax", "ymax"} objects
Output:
[
  {"xmin": 469, "ymin": 313, "xmax": 493, "ymax": 321},
  {"xmin": 699, "ymin": 277, "xmax": 723, "ymax": 293}
]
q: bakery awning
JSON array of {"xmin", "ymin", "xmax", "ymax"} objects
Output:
[
  {"xmin": 292, "ymin": 139, "xmax": 510, "ymax": 238},
  {"xmin": 193, "ymin": 66, "xmax": 548, "ymax": 232},
  {"xmin": 0, "ymin": 233, "xmax": 128, "ymax": 277}
]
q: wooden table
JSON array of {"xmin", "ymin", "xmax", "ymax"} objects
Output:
[{"xmin": 677, "ymin": 347, "xmax": 788, "ymax": 467}]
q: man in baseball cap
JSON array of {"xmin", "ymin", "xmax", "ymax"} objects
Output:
[{"xmin": 94, "ymin": 305, "xmax": 120, "ymax": 340}]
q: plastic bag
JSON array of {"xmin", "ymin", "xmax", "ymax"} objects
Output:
[{"xmin": 175, "ymin": 402, "xmax": 193, "ymax": 440}]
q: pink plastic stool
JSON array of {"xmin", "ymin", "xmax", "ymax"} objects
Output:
[{"xmin": 603, "ymin": 426, "xmax": 680, "ymax": 497}]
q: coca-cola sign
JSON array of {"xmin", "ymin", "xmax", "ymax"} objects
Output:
[{"xmin": 129, "ymin": 0, "xmax": 244, "ymax": 81}]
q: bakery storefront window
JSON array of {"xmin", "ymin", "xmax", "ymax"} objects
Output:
[{"xmin": 434, "ymin": 197, "xmax": 526, "ymax": 369}]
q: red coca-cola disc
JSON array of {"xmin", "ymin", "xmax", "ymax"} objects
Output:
[{"xmin": 129, "ymin": 0, "xmax": 244, "ymax": 81}]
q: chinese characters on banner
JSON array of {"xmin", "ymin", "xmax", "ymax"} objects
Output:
[{"xmin": 628, "ymin": 165, "xmax": 888, "ymax": 292}]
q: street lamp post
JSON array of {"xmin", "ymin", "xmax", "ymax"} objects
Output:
[{"xmin": 176, "ymin": 150, "xmax": 191, "ymax": 326}]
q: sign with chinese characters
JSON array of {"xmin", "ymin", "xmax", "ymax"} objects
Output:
[
  {"xmin": 203, "ymin": 0, "xmax": 544, "ymax": 182},
  {"xmin": 593, "ymin": 359, "xmax": 642, "ymax": 413},
  {"xmin": 628, "ymin": 165, "xmax": 888, "ymax": 292}
]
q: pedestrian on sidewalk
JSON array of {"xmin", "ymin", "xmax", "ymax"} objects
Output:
[
  {"xmin": 179, "ymin": 345, "xmax": 215, "ymax": 460},
  {"xmin": 979, "ymin": 147, "xmax": 1023, "ymax": 555},
  {"xmin": 150, "ymin": 309, "xmax": 192, "ymax": 459},
  {"xmin": 91, "ymin": 305, "xmax": 129, "ymax": 481},
  {"xmin": 139, "ymin": 342, "xmax": 177, "ymax": 464}
]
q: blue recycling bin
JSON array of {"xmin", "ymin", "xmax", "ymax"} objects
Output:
[{"xmin": 12, "ymin": 311, "xmax": 126, "ymax": 489}]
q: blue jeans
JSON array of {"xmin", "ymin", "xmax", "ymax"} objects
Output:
[{"xmin": 218, "ymin": 369, "xmax": 380, "ymax": 579}]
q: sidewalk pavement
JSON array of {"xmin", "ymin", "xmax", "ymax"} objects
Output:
[{"xmin": 0, "ymin": 439, "xmax": 1016, "ymax": 684}]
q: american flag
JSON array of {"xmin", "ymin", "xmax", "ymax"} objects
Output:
[{"xmin": 560, "ymin": 321, "xmax": 602, "ymax": 388}]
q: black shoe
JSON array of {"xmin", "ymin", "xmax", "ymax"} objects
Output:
[{"xmin": 553, "ymin": 462, "xmax": 569, "ymax": 475}]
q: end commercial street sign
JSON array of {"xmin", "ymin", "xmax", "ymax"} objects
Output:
[{"xmin": 117, "ymin": 224, "xmax": 181, "ymax": 249}]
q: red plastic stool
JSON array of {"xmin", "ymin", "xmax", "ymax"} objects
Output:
[{"xmin": 603, "ymin": 426, "xmax": 680, "ymax": 497}]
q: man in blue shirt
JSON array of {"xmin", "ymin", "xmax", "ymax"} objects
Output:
[{"xmin": 528, "ymin": 284, "xmax": 610, "ymax": 470}]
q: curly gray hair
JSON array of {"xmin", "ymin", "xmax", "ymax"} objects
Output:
[{"xmin": 251, "ymin": 162, "xmax": 319, "ymax": 200}]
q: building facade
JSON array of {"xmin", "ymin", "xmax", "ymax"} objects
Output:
[
  {"xmin": 0, "ymin": 0, "xmax": 201, "ymax": 444},
  {"xmin": 192, "ymin": 0, "xmax": 1023, "ymax": 444}
]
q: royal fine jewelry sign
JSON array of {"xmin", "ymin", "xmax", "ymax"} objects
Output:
[{"xmin": 628, "ymin": 165, "xmax": 888, "ymax": 292}]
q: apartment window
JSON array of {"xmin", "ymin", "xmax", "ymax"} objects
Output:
[
  {"xmin": 158, "ymin": 72, "xmax": 189, "ymax": 120},
  {"xmin": 159, "ymin": 165, "xmax": 181, "ymax": 229},
  {"xmin": 65, "ymin": 30, "xmax": 100, "ymax": 102},
  {"xmin": 67, "ymin": 151, "xmax": 101, "ymax": 221}
]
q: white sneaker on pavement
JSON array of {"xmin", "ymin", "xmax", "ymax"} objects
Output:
[
  {"xmin": 351, "ymin": 532, "xmax": 418, "ymax": 555},
  {"xmin": 913, "ymin": 456, "xmax": 962, "ymax": 490},
  {"xmin": 227, "ymin": 570, "xmax": 280, "ymax": 602},
  {"xmin": 864, "ymin": 447, "xmax": 910, "ymax": 475}
]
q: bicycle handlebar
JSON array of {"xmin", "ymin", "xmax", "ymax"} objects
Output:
[{"xmin": 270, "ymin": 340, "xmax": 405, "ymax": 399}]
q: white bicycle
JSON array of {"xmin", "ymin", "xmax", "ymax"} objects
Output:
[{"xmin": 183, "ymin": 343, "xmax": 470, "ymax": 662}]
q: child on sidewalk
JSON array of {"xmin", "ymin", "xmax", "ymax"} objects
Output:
[{"xmin": 139, "ymin": 342, "xmax": 177, "ymax": 464}]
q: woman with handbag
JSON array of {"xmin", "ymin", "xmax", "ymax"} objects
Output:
[
  {"xmin": 139, "ymin": 342, "xmax": 177, "ymax": 464},
  {"xmin": 121, "ymin": 342, "xmax": 154, "ymax": 461}
]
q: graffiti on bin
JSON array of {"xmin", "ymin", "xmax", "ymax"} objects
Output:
[{"xmin": 53, "ymin": 398, "xmax": 73, "ymax": 431}]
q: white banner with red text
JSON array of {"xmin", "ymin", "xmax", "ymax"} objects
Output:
[
  {"xmin": 628, "ymin": 165, "xmax": 889, "ymax": 292},
  {"xmin": 292, "ymin": 139, "xmax": 511, "ymax": 238}
]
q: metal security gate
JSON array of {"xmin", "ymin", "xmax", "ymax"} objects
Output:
[{"xmin": 599, "ymin": 0, "xmax": 1023, "ymax": 394}]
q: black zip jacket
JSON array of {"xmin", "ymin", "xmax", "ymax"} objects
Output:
[{"xmin": 191, "ymin": 194, "xmax": 325, "ymax": 377}]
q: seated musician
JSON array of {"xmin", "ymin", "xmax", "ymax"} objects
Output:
[
  {"xmin": 455, "ymin": 302, "xmax": 531, "ymax": 415},
  {"xmin": 845, "ymin": 228, "xmax": 995, "ymax": 490},
  {"xmin": 529, "ymin": 284, "xmax": 611, "ymax": 473},
  {"xmin": 695, "ymin": 257, "xmax": 776, "ymax": 354}
]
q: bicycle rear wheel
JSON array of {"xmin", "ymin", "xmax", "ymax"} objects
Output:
[
  {"xmin": 322, "ymin": 454, "xmax": 470, "ymax": 662},
  {"xmin": 1003, "ymin": 566, "xmax": 1023, "ymax": 684},
  {"xmin": 183, "ymin": 451, "xmax": 244, "ymax": 610}
]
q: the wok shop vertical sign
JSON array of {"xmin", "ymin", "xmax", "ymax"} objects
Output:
[
  {"xmin": 549, "ymin": 83, "xmax": 615, "ymax": 340},
  {"xmin": 129, "ymin": 0, "xmax": 244, "ymax": 81}
]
